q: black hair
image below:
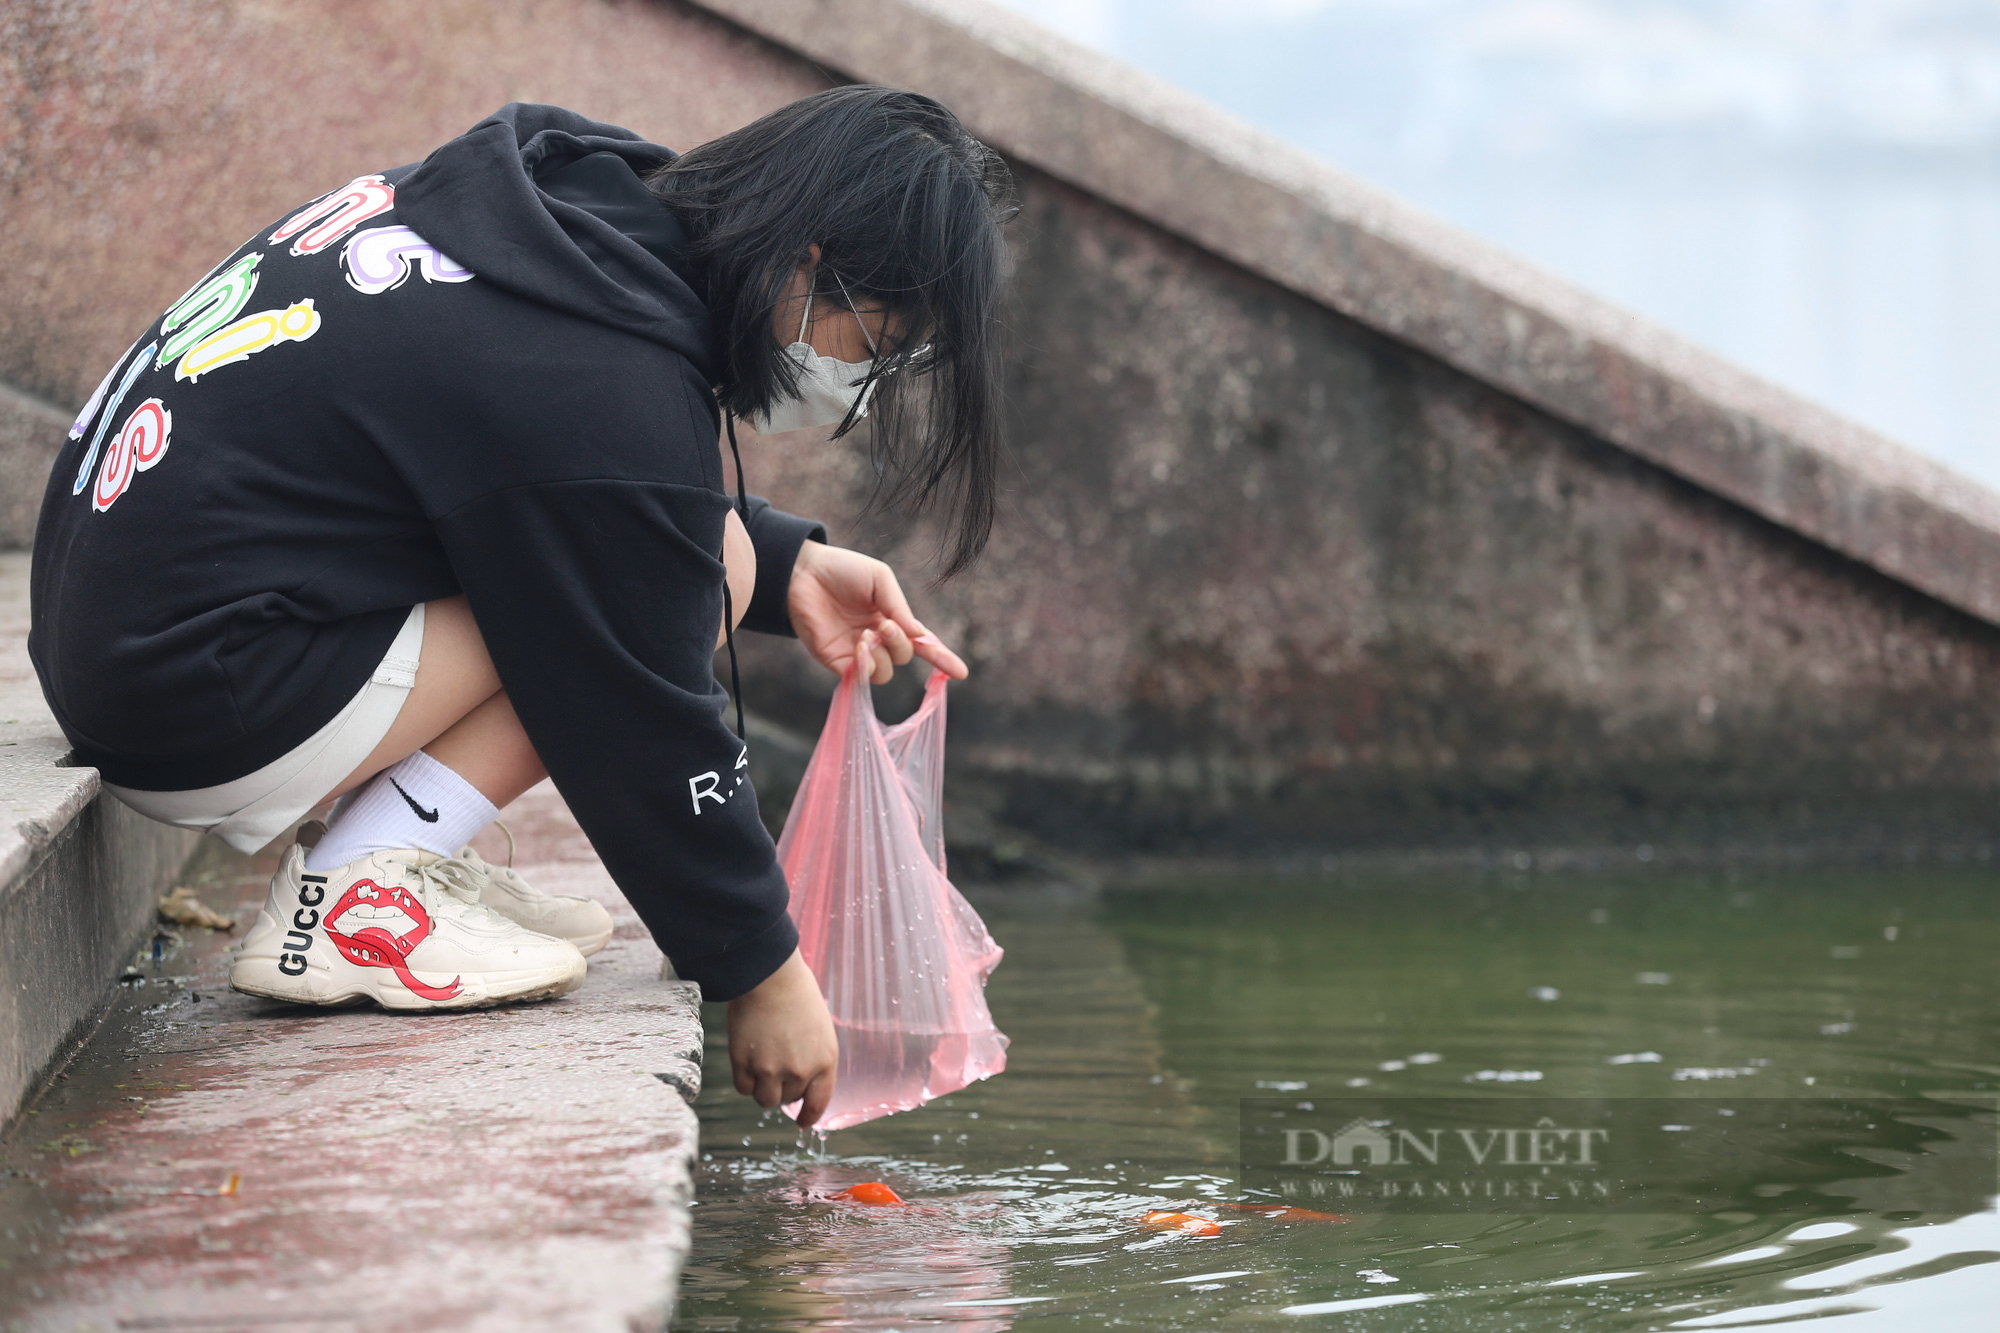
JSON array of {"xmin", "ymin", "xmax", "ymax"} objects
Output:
[{"xmin": 646, "ymin": 85, "xmax": 1015, "ymax": 577}]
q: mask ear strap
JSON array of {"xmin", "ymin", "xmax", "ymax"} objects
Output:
[
  {"xmin": 797, "ymin": 282, "xmax": 814, "ymax": 346},
  {"xmin": 831, "ymin": 270, "xmax": 880, "ymax": 357}
]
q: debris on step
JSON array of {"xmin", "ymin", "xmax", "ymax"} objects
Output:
[{"xmin": 159, "ymin": 885, "xmax": 235, "ymax": 931}]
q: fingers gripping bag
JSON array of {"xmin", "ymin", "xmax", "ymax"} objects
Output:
[{"xmin": 778, "ymin": 645, "xmax": 1007, "ymax": 1131}]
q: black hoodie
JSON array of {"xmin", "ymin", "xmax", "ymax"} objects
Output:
[{"xmin": 30, "ymin": 105, "xmax": 817, "ymax": 999}]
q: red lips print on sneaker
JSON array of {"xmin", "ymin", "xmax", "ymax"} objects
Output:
[{"xmin": 323, "ymin": 879, "xmax": 463, "ymax": 1000}]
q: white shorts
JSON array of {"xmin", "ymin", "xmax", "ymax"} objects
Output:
[{"xmin": 104, "ymin": 605, "xmax": 424, "ymax": 854}]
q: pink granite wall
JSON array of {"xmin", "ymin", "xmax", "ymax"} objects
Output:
[{"xmin": 0, "ymin": 0, "xmax": 827, "ymax": 406}]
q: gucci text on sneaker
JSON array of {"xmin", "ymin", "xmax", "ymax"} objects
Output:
[{"xmin": 231, "ymin": 839, "xmax": 587, "ymax": 1010}]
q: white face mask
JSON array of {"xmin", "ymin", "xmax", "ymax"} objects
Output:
[{"xmin": 746, "ymin": 280, "xmax": 881, "ymax": 435}]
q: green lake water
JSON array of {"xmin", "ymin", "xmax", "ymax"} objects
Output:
[{"xmin": 677, "ymin": 870, "xmax": 2000, "ymax": 1329}]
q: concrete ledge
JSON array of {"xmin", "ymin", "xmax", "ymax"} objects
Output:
[
  {"xmin": 0, "ymin": 777, "xmax": 197, "ymax": 1124},
  {"xmin": 0, "ymin": 551, "xmax": 200, "ymax": 1122},
  {"xmin": 0, "ymin": 782, "xmax": 706, "ymax": 1332},
  {"xmin": 694, "ymin": 0, "xmax": 2000, "ymax": 631},
  {"xmin": 0, "ymin": 383, "xmax": 64, "ymax": 551}
]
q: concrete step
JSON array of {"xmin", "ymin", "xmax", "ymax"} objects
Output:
[
  {"xmin": 0, "ymin": 780, "xmax": 706, "ymax": 1331},
  {"xmin": 0, "ymin": 550, "xmax": 201, "ymax": 1123}
]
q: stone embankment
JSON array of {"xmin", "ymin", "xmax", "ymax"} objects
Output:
[
  {"xmin": 5, "ymin": 0, "xmax": 2000, "ymax": 1322},
  {"xmin": 0, "ymin": 777, "xmax": 705, "ymax": 1331}
]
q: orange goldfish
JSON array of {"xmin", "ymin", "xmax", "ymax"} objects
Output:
[
  {"xmin": 1140, "ymin": 1210, "xmax": 1222, "ymax": 1236},
  {"xmin": 832, "ymin": 1182, "xmax": 905, "ymax": 1206}
]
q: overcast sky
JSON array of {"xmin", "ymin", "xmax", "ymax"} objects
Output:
[{"xmin": 992, "ymin": 0, "xmax": 2000, "ymax": 488}]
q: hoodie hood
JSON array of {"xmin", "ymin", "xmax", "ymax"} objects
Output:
[{"xmin": 395, "ymin": 103, "xmax": 722, "ymax": 382}]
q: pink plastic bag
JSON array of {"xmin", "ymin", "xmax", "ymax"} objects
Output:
[{"xmin": 778, "ymin": 649, "xmax": 1008, "ymax": 1131}]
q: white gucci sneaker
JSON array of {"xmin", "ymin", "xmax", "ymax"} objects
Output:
[
  {"xmin": 429, "ymin": 833, "xmax": 615, "ymax": 956},
  {"xmin": 230, "ymin": 841, "xmax": 587, "ymax": 1010}
]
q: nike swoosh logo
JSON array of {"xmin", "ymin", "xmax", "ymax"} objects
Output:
[{"xmin": 388, "ymin": 778, "xmax": 439, "ymax": 823}]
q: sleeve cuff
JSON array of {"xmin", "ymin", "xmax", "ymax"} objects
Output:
[
  {"xmin": 740, "ymin": 495, "xmax": 827, "ymax": 637},
  {"xmin": 671, "ymin": 902, "xmax": 800, "ymax": 1001}
]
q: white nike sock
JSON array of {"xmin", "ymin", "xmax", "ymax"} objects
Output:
[{"xmin": 305, "ymin": 750, "xmax": 498, "ymax": 871}]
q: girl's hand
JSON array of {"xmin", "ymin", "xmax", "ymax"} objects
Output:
[
  {"xmin": 726, "ymin": 948, "xmax": 839, "ymax": 1127},
  {"xmin": 787, "ymin": 540, "xmax": 969, "ymax": 684}
]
